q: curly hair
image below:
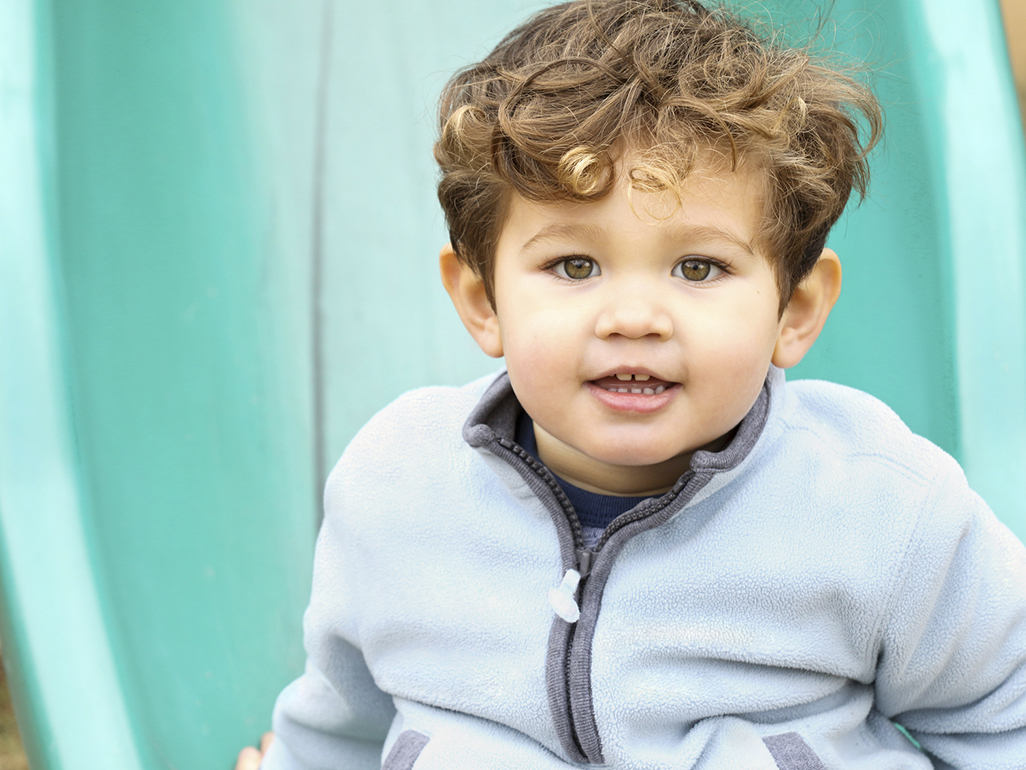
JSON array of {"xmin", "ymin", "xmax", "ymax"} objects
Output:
[{"xmin": 434, "ymin": 0, "xmax": 882, "ymax": 310}]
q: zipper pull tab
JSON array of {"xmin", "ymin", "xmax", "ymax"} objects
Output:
[
  {"xmin": 575, "ymin": 548, "xmax": 594, "ymax": 579},
  {"xmin": 548, "ymin": 569, "xmax": 581, "ymax": 623}
]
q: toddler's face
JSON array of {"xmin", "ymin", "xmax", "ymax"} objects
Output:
[{"xmin": 473, "ymin": 163, "xmax": 797, "ymax": 495}]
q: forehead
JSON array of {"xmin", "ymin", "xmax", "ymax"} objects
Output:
[{"xmin": 499, "ymin": 158, "xmax": 770, "ymax": 253}]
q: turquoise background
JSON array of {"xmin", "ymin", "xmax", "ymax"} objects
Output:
[{"xmin": 0, "ymin": 0, "xmax": 1024, "ymax": 767}]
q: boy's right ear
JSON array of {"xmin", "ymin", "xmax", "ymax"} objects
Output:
[{"xmin": 439, "ymin": 244, "xmax": 504, "ymax": 358}]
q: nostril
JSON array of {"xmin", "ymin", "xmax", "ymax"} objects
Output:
[{"xmin": 595, "ymin": 308, "xmax": 673, "ymax": 340}]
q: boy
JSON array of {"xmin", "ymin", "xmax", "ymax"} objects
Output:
[{"xmin": 245, "ymin": 0, "xmax": 1026, "ymax": 767}]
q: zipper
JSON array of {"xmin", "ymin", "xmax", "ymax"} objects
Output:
[
  {"xmin": 495, "ymin": 437, "xmax": 594, "ymax": 759},
  {"xmin": 560, "ymin": 493, "xmax": 689, "ymax": 764},
  {"xmin": 496, "ymin": 435, "xmax": 587, "ymax": 549},
  {"xmin": 473, "ymin": 375, "xmax": 768, "ymax": 765},
  {"xmin": 495, "ymin": 435, "xmax": 698, "ymax": 764}
]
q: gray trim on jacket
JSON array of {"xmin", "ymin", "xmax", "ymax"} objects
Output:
[
  {"xmin": 264, "ymin": 366, "xmax": 1026, "ymax": 770},
  {"xmin": 464, "ymin": 373, "xmax": 770, "ymax": 762}
]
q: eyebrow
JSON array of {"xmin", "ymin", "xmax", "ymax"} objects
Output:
[
  {"xmin": 662, "ymin": 223, "xmax": 757, "ymax": 256},
  {"xmin": 520, "ymin": 221, "xmax": 757, "ymax": 255},
  {"xmin": 520, "ymin": 222, "xmax": 607, "ymax": 252}
]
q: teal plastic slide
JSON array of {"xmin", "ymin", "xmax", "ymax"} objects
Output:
[{"xmin": 1, "ymin": 0, "xmax": 1023, "ymax": 767}]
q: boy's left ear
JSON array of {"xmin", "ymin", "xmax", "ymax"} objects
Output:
[{"xmin": 771, "ymin": 249, "xmax": 842, "ymax": 369}]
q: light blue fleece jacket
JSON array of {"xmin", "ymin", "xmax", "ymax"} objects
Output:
[{"xmin": 262, "ymin": 368, "xmax": 1026, "ymax": 770}]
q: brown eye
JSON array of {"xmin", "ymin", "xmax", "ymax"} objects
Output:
[
  {"xmin": 555, "ymin": 257, "xmax": 599, "ymax": 280},
  {"xmin": 674, "ymin": 259, "xmax": 720, "ymax": 282}
]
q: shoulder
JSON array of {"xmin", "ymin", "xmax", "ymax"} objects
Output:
[
  {"xmin": 326, "ymin": 369, "xmax": 504, "ymax": 490},
  {"xmin": 763, "ymin": 376, "xmax": 985, "ymax": 554},
  {"xmin": 763, "ymin": 378, "xmax": 1021, "ymax": 612},
  {"xmin": 776, "ymin": 378, "xmax": 1023, "ymax": 572},
  {"xmin": 780, "ymin": 378, "xmax": 961, "ymax": 487}
]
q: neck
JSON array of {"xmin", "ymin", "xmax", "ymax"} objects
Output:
[{"xmin": 533, "ymin": 425, "xmax": 734, "ymax": 496}]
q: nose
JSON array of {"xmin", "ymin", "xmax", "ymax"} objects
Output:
[{"xmin": 593, "ymin": 291, "xmax": 673, "ymax": 340}]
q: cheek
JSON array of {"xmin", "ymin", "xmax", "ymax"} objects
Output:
[
  {"xmin": 688, "ymin": 305, "xmax": 781, "ymax": 387},
  {"xmin": 500, "ymin": 330, "xmax": 561, "ymax": 406},
  {"xmin": 499, "ymin": 300, "xmax": 581, "ymax": 372},
  {"xmin": 500, "ymin": 319, "xmax": 590, "ymax": 434},
  {"xmin": 501, "ymin": 322, "xmax": 555, "ymax": 370}
]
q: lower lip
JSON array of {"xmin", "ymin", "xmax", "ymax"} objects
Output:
[{"xmin": 586, "ymin": 381, "xmax": 679, "ymax": 413}]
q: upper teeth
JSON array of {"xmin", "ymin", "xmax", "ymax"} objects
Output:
[{"xmin": 615, "ymin": 373, "xmax": 650, "ymax": 381}]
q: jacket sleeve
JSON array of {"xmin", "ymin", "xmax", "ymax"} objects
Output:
[
  {"xmin": 261, "ymin": 467, "xmax": 396, "ymax": 770},
  {"xmin": 873, "ymin": 458, "xmax": 1026, "ymax": 768}
]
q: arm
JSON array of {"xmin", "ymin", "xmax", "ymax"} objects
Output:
[
  {"xmin": 874, "ymin": 461, "xmax": 1026, "ymax": 768},
  {"xmin": 236, "ymin": 733, "xmax": 273, "ymax": 770},
  {"xmin": 259, "ymin": 469, "xmax": 397, "ymax": 770}
]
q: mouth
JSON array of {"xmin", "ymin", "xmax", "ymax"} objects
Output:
[
  {"xmin": 586, "ymin": 372, "xmax": 680, "ymax": 413},
  {"xmin": 591, "ymin": 372, "xmax": 675, "ymax": 395}
]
